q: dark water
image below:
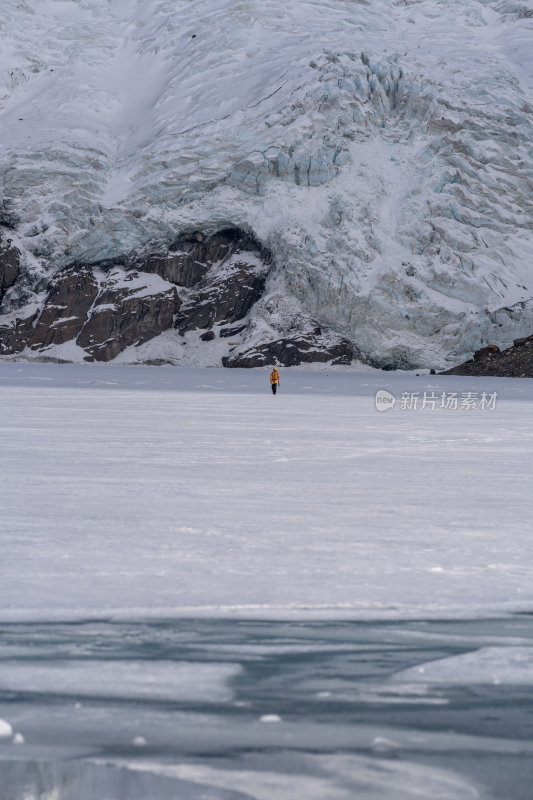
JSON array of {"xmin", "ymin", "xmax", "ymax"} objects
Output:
[{"xmin": 1, "ymin": 617, "xmax": 533, "ymax": 799}]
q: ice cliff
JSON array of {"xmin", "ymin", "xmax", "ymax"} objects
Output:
[{"xmin": 1, "ymin": 0, "xmax": 532, "ymax": 368}]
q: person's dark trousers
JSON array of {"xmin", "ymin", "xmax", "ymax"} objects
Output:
[{"xmin": 272, "ymin": 383, "xmax": 277, "ymax": 395}]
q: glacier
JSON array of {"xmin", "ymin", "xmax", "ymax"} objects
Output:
[{"xmin": 1, "ymin": 0, "xmax": 532, "ymax": 368}]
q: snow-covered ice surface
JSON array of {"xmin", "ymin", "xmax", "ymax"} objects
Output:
[
  {"xmin": 2, "ymin": 362, "xmax": 533, "ymax": 621},
  {"xmin": 395, "ymin": 646, "xmax": 533, "ymax": 685},
  {"xmin": 1, "ymin": 362, "xmax": 533, "ymax": 798},
  {"xmin": 0, "ymin": 660, "xmax": 240, "ymax": 703},
  {"xmin": 1, "ymin": 0, "xmax": 533, "ymax": 367}
]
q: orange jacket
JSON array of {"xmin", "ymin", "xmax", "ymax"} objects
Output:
[{"xmin": 270, "ymin": 369, "xmax": 280, "ymax": 385}]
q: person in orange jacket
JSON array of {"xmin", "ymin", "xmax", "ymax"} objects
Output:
[{"xmin": 270, "ymin": 367, "xmax": 280, "ymax": 395}]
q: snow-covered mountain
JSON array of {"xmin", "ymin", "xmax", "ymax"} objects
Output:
[{"xmin": 1, "ymin": 0, "xmax": 532, "ymax": 368}]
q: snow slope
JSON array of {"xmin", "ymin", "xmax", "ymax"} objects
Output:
[
  {"xmin": 2, "ymin": 362, "xmax": 533, "ymax": 622},
  {"xmin": 1, "ymin": 0, "xmax": 533, "ymax": 367}
]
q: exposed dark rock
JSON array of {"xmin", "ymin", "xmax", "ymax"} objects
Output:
[
  {"xmin": 178, "ymin": 268, "xmax": 266, "ymax": 333},
  {"xmin": 222, "ymin": 332, "xmax": 358, "ymax": 368},
  {"xmin": 77, "ymin": 269, "xmax": 179, "ymax": 362},
  {"xmin": 72, "ymin": 254, "xmax": 130, "ymax": 271},
  {"xmin": 28, "ymin": 268, "xmax": 99, "ymax": 349},
  {"xmin": 473, "ymin": 344, "xmax": 500, "ymax": 362},
  {"xmin": 514, "ymin": 334, "xmax": 533, "ymax": 348},
  {"xmin": 142, "ymin": 250, "xmax": 207, "ymax": 289},
  {"xmin": 442, "ymin": 335, "xmax": 533, "ymax": 377},
  {"xmin": 142, "ymin": 229, "xmax": 261, "ymax": 289},
  {"xmin": 219, "ymin": 324, "xmax": 247, "ymax": 338},
  {"xmin": 2, "ymin": 228, "xmax": 363, "ymax": 368},
  {"xmin": 0, "ymin": 204, "xmax": 18, "ymax": 229},
  {"xmin": 0, "ymin": 310, "xmax": 39, "ymax": 355},
  {"xmin": 0, "ymin": 235, "xmax": 21, "ymax": 303},
  {"xmin": 0, "ymin": 264, "xmax": 179, "ymax": 361},
  {"xmin": 176, "ymin": 234, "xmax": 269, "ymax": 334},
  {"xmin": 138, "ymin": 227, "xmax": 272, "ymax": 347},
  {"xmin": 0, "ymin": 227, "xmax": 369, "ymax": 370},
  {"xmin": 0, "ymin": 227, "xmax": 272, "ymax": 362}
]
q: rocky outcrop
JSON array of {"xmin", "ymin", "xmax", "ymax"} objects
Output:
[
  {"xmin": 0, "ymin": 228, "xmax": 271, "ymax": 362},
  {"xmin": 442, "ymin": 336, "xmax": 533, "ymax": 378},
  {"xmin": 0, "ymin": 236, "xmax": 20, "ymax": 303},
  {"xmin": 219, "ymin": 324, "xmax": 247, "ymax": 338},
  {"xmin": 473, "ymin": 345, "xmax": 500, "ymax": 362},
  {"xmin": 223, "ymin": 330, "xmax": 359, "ymax": 368},
  {"xmin": 0, "ymin": 227, "xmax": 274, "ymax": 363},
  {"xmin": 0, "ymin": 266, "xmax": 179, "ymax": 361},
  {"xmin": 143, "ymin": 228, "xmax": 270, "ymax": 336},
  {"xmin": 0, "ymin": 227, "xmax": 364, "ymax": 368},
  {"xmin": 77, "ymin": 269, "xmax": 179, "ymax": 362},
  {"xmin": 0, "ymin": 310, "xmax": 39, "ymax": 355},
  {"xmin": 176, "ymin": 256, "xmax": 268, "ymax": 334},
  {"xmin": 28, "ymin": 268, "xmax": 100, "ymax": 349},
  {"xmin": 142, "ymin": 229, "xmax": 246, "ymax": 288}
]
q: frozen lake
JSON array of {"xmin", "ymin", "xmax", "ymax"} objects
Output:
[
  {"xmin": 2, "ymin": 618, "xmax": 533, "ymax": 799},
  {"xmin": 1, "ymin": 362, "xmax": 533, "ymax": 797},
  {"xmin": 1, "ymin": 362, "xmax": 533, "ymax": 622}
]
